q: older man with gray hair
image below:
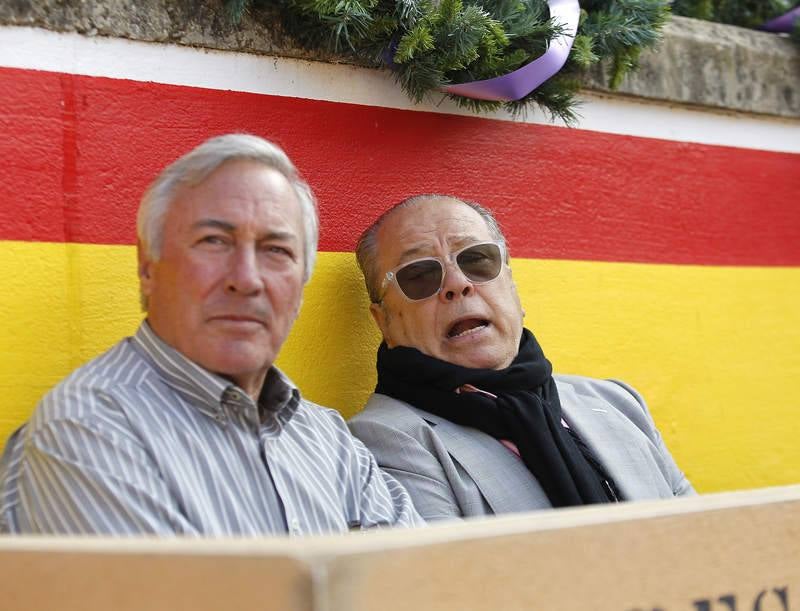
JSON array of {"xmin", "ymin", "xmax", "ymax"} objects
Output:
[
  {"xmin": 350, "ymin": 194, "xmax": 694, "ymax": 522},
  {"xmin": 0, "ymin": 134, "xmax": 421, "ymax": 535}
]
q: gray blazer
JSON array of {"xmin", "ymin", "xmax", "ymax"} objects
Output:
[{"xmin": 349, "ymin": 374, "xmax": 695, "ymax": 521}]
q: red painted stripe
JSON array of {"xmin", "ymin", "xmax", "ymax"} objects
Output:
[
  {"xmin": 60, "ymin": 74, "xmax": 79, "ymax": 242},
  {"xmin": 1, "ymin": 67, "xmax": 799, "ymax": 265}
]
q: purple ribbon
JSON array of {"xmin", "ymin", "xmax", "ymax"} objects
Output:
[
  {"xmin": 442, "ymin": 0, "xmax": 580, "ymax": 101},
  {"xmin": 761, "ymin": 6, "xmax": 800, "ymax": 33}
]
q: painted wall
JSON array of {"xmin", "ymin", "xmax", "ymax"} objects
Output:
[{"xmin": 1, "ymin": 27, "xmax": 799, "ymax": 495}]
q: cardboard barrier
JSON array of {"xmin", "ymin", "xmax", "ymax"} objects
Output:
[{"xmin": 1, "ymin": 485, "xmax": 798, "ymax": 611}]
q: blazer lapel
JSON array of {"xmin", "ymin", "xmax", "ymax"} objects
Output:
[
  {"xmin": 556, "ymin": 381, "xmax": 672, "ymax": 500},
  {"xmin": 417, "ymin": 410, "xmax": 552, "ymax": 514}
]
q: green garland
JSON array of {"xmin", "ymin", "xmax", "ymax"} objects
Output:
[
  {"xmin": 228, "ymin": 0, "xmax": 670, "ymax": 123},
  {"xmin": 672, "ymin": 0, "xmax": 799, "ymax": 30}
]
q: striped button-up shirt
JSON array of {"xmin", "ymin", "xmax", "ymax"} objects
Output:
[{"xmin": 0, "ymin": 322, "xmax": 422, "ymax": 535}]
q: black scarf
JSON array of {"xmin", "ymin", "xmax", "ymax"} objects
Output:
[{"xmin": 375, "ymin": 329, "xmax": 617, "ymax": 507}]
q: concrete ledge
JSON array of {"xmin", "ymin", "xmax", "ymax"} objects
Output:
[
  {"xmin": 584, "ymin": 16, "xmax": 800, "ymax": 118},
  {"xmin": 0, "ymin": 0, "xmax": 311, "ymax": 59},
  {"xmin": 2, "ymin": 1, "xmax": 798, "ymax": 118}
]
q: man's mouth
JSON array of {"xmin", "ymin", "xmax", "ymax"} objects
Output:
[
  {"xmin": 210, "ymin": 315, "xmax": 266, "ymax": 327},
  {"xmin": 447, "ymin": 318, "xmax": 490, "ymax": 339}
]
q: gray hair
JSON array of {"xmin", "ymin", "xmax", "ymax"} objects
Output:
[
  {"xmin": 137, "ymin": 133, "xmax": 319, "ymax": 289},
  {"xmin": 355, "ymin": 194, "xmax": 507, "ymax": 303}
]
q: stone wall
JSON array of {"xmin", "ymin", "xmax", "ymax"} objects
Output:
[{"xmin": 2, "ymin": 0, "xmax": 798, "ymax": 118}]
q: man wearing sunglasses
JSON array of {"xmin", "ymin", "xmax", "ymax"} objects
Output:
[{"xmin": 349, "ymin": 194, "xmax": 694, "ymax": 521}]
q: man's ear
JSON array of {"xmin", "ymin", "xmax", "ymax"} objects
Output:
[
  {"xmin": 369, "ymin": 302, "xmax": 391, "ymax": 344},
  {"xmin": 138, "ymin": 241, "xmax": 155, "ymax": 297}
]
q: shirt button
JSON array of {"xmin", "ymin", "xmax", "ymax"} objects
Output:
[{"xmin": 289, "ymin": 518, "xmax": 301, "ymax": 534}]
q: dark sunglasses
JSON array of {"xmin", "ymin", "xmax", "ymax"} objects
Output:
[{"xmin": 377, "ymin": 241, "xmax": 507, "ymax": 302}]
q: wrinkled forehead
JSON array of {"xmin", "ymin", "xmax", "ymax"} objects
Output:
[
  {"xmin": 169, "ymin": 160, "xmax": 304, "ymax": 229},
  {"xmin": 377, "ymin": 198, "xmax": 493, "ymax": 264}
]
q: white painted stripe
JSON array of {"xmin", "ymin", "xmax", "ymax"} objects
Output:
[{"xmin": 1, "ymin": 25, "xmax": 799, "ymax": 153}]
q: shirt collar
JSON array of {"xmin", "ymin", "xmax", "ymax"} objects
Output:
[
  {"xmin": 259, "ymin": 367, "xmax": 302, "ymax": 429},
  {"xmin": 132, "ymin": 321, "xmax": 300, "ymax": 427}
]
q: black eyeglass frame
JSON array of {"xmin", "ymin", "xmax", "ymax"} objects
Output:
[{"xmin": 375, "ymin": 240, "xmax": 508, "ymax": 303}]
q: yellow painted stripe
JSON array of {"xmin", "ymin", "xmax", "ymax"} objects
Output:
[
  {"xmin": 2, "ymin": 242, "xmax": 799, "ymax": 494},
  {"xmin": 0, "ymin": 243, "xmax": 142, "ymax": 437},
  {"xmin": 512, "ymin": 260, "xmax": 800, "ymax": 495}
]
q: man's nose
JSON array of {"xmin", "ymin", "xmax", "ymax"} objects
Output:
[
  {"xmin": 438, "ymin": 261, "xmax": 474, "ymax": 302},
  {"xmin": 226, "ymin": 248, "xmax": 261, "ymax": 295}
]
